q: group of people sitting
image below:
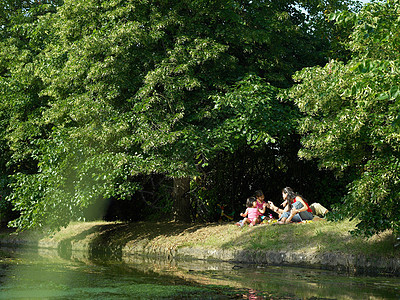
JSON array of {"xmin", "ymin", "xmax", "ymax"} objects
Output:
[{"xmin": 236, "ymin": 187, "xmax": 329, "ymax": 227}]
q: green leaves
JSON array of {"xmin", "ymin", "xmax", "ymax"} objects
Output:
[
  {"xmin": 290, "ymin": 1, "xmax": 400, "ymax": 236},
  {"xmin": 211, "ymin": 75, "xmax": 295, "ymax": 152},
  {"xmin": 1, "ymin": 0, "xmax": 353, "ymax": 230}
]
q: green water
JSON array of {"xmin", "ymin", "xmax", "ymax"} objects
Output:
[{"xmin": 0, "ymin": 246, "xmax": 399, "ymax": 299}]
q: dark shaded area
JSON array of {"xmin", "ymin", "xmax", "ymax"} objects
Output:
[
  {"xmin": 201, "ymin": 138, "xmax": 349, "ymax": 220},
  {"xmin": 98, "ymin": 135, "xmax": 349, "ymax": 223},
  {"xmin": 0, "ymin": 133, "xmax": 349, "ymax": 227},
  {"xmin": 102, "ymin": 174, "xmax": 174, "ymax": 223}
]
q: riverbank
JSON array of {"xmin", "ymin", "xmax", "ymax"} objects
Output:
[{"xmin": 1, "ymin": 219, "xmax": 399, "ymax": 276}]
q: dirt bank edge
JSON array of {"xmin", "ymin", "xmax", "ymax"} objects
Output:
[
  {"xmin": 34, "ymin": 238, "xmax": 400, "ymax": 276},
  {"xmin": 1, "ymin": 221, "xmax": 399, "ymax": 276},
  {"xmin": 174, "ymin": 247, "xmax": 400, "ymax": 276},
  {"xmin": 121, "ymin": 240, "xmax": 400, "ymax": 276}
]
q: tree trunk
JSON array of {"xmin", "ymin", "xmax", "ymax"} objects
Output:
[{"xmin": 172, "ymin": 177, "xmax": 191, "ymax": 223}]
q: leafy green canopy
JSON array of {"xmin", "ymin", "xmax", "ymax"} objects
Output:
[
  {"xmin": 289, "ymin": 0, "xmax": 400, "ymax": 236},
  {"xmin": 1, "ymin": 0, "xmax": 350, "ymax": 230},
  {"xmin": 0, "ymin": 1, "xmax": 63, "ymax": 224}
]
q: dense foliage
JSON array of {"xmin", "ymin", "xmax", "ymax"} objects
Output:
[
  {"xmin": 4, "ymin": 0, "xmax": 393, "ymax": 237},
  {"xmin": 288, "ymin": 0, "xmax": 400, "ymax": 236},
  {"xmin": 0, "ymin": 0, "xmax": 63, "ymax": 225}
]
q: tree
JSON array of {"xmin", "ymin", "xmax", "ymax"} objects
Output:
[
  {"xmin": 3, "ymin": 0, "xmax": 353, "ymax": 230},
  {"xmin": 0, "ymin": 0, "xmax": 63, "ymax": 226},
  {"xmin": 288, "ymin": 0, "xmax": 400, "ymax": 236}
]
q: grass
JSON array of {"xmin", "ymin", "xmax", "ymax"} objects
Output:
[
  {"xmin": 166, "ymin": 219, "xmax": 399, "ymax": 257},
  {"xmin": 1, "ymin": 219, "xmax": 398, "ymax": 258},
  {"xmin": 220, "ymin": 219, "xmax": 398, "ymax": 257}
]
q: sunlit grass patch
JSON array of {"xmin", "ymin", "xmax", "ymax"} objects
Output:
[
  {"xmin": 1, "ymin": 219, "xmax": 398, "ymax": 258},
  {"xmin": 175, "ymin": 219, "xmax": 398, "ymax": 257}
]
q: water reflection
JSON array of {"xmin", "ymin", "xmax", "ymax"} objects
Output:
[
  {"xmin": 123, "ymin": 253, "xmax": 400, "ymax": 299},
  {"xmin": 0, "ymin": 246, "xmax": 399, "ymax": 299}
]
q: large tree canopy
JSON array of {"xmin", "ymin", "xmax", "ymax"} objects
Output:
[
  {"xmin": 1, "ymin": 0, "xmax": 354, "ymax": 230},
  {"xmin": 0, "ymin": 0, "xmax": 63, "ymax": 224},
  {"xmin": 288, "ymin": 0, "xmax": 400, "ymax": 236}
]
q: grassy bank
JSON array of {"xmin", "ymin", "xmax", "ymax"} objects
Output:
[{"xmin": 2, "ymin": 218, "xmax": 398, "ymax": 258}]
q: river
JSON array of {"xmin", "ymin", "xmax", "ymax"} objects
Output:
[{"xmin": 0, "ymin": 246, "xmax": 399, "ymax": 299}]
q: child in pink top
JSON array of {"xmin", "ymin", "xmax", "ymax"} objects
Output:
[
  {"xmin": 237, "ymin": 197, "xmax": 261, "ymax": 227},
  {"xmin": 255, "ymin": 190, "xmax": 268, "ymax": 222}
]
